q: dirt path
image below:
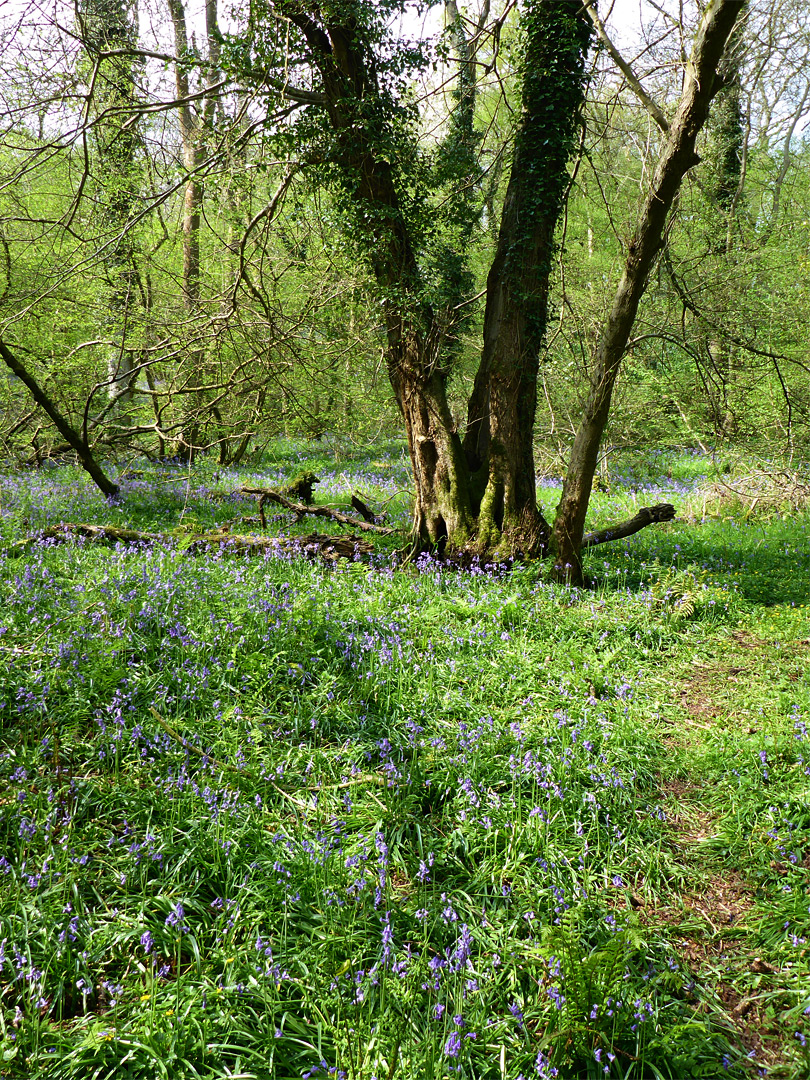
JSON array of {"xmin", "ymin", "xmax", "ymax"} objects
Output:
[{"xmin": 650, "ymin": 625, "xmax": 810, "ymax": 1077}]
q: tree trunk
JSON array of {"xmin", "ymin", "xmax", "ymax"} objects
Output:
[
  {"xmin": 709, "ymin": 1, "xmax": 746, "ymax": 219},
  {"xmin": 387, "ymin": 323, "xmax": 475, "ymax": 550},
  {"xmin": 271, "ymin": 1, "xmax": 591, "ymax": 558},
  {"xmin": 168, "ymin": 0, "xmax": 220, "ymax": 459},
  {"xmin": 550, "ymin": 0, "xmax": 744, "ymax": 584},
  {"xmin": 0, "ymin": 341, "xmax": 119, "ymax": 496},
  {"xmin": 79, "ymin": 0, "xmax": 141, "ymax": 413},
  {"xmin": 276, "ymin": 1, "xmax": 476, "ymax": 549},
  {"xmin": 465, "ymin": 0, "xmax": 590, "ymax": 554}
]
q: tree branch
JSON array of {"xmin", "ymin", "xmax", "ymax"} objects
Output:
[
  {"xmin": 583, "ymin": 503, "xmax": 675, "ymax": 549},
  {"xmin": 240, "ymin": 487, "xmax": 397, "ymax": 534},
  {"xmin": 0, "ymin": 340, "xmax": 119, "ymax": 497},
  {"xmin": 582, "ymin": 0, "xmax": 670, "ymax": 133}
]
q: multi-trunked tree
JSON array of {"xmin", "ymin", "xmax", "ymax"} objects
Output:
[{"xmin": 245, "ymin": 0, "xmax": 743, "ymax": 582}]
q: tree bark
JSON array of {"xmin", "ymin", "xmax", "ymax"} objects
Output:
[
  {"xmin": 550, "ymin": 0, "xmax": 744, "ymax": 584},
  {"xmin": 388, "ymin": 331, "xmax": 476, "ymax": 550},
  {"xmin": 464, "ymin": 0, "xmax": 590, "ymax": 554},
  {"xmin": 709, "ymin": 2, "xmax": 747, "ymax": 217}
]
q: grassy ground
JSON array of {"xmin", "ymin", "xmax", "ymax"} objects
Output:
[{"xmin": 0, "ymin": 443, "xmax": 808, "ymax": 1079}]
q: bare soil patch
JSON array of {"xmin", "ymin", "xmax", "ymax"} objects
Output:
[
  {"xmin": 685, "ymin": 870, "xmax": 753, "ymax": 929},
  {"xmin": 672, "ymin": 630, "xmax": 808, "ymax": 741}
]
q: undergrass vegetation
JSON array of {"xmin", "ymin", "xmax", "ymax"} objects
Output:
[{"xmin": 1, "ymin": 443, "xmax": 808, "ymax": 1079}]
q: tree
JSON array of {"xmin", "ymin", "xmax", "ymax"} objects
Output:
[
  {"xmin": 550, "ymin": 0, "xmax": 744, "ymax": 582},
  {"xmin": 0, "ymin": 340, "xmax": 119, "ymax": 494},
  {"xmin": 235, "ymin": 0, "xmax": 743, "ymax": 578},
  {"xmin": 464, "ymin": 0, "xmax": 591, "ymax": 553},
  {"xmin": 242, "ymin": 0, "xmax": 591, "ymax": 553},
  {"xmin": 581, "ymin": 0, "xmax": 810, "ymax": 460},
  {"xmin": 166, "ymin": 0, "xmax": 224, "ymax": 457},
  {"xmin": 77, "ymin": 0, "xmax": 143, "ymax": 415},
  {"xmin": 0, "ymin": 0, "xmax": 313, "ymax": 470}
]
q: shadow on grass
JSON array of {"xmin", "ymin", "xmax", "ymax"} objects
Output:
[{"xmin": 592, "ymin": 513, "xmax": 810, "ymax": 608}]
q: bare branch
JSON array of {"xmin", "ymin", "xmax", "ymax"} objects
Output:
[
  {"xmin": 0, "ymin": 340, "xmax": 118, "ymax": 496},
  {"xmin": 582, "ymin": 0, "xmax": 670, "ymax": 133}
]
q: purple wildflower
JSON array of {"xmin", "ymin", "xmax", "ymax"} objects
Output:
[{"xmin": 444, "ymin": 1033, "xmax": 461, "ymax": 1058}]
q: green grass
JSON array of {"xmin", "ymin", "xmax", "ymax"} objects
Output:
[{"xmin": 0, "ymin": 443, "xmax": 808, "ymax": 1079}]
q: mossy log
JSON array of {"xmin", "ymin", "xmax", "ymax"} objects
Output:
[{"xmin": 7, "ymin": 523, "xmax": 375, "ymax": 562}]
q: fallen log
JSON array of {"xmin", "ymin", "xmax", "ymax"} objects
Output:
[
  {"xmin": 582, "ymin": 503, "xmax": 675, "ymax": 549},
  {"xmin": 7, "ymin": 523, "xmax": 375, "ymax": 562},
  {"xmin": 240, "ymin": 486, "xmax": 396, "ymax": 534},
  {"xmin": 8, "ymin": 502, "xmax": 674, "ymax": 566},
  {"xmin": 7, "ymin": 524, "xmax": 163, "ymax": 555},
  {"xmin": 187, "ymin": 532, "xmax": 375, "ymax": 561}
]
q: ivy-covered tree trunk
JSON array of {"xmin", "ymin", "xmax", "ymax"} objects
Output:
[
  {"xmin": 274, "ymin": 2, "xmax": 474, "ymax": 549},
  {"xmin": 268, "ymin": 1, "xmax": 593, "ymax": 556},
  {"xmin": 701, "ymin": 1, "xmax": 746, "ymax": 435},
  {"xmin": 709, "ymin": 1, "xmax": 747, "ymax": 219},
  {"xmin": 465, "ymin": 0, "xmax": 591, "ymax": 553},
  {"xmin": 78, "ymin": 0, "xmax": 141, "ymax": 414}
]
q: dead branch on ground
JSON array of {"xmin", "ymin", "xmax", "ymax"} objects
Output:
[
  {"xmin": 240, "ymin": 486, "xmax": 396, "ymax": 534},
  {"xmin": 7, "ymin": 523, "xmax": 375, "ymax": 561}
]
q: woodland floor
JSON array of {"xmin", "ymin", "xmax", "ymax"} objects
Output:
[{"xmin": 0, "ymin": 442, "xmax": 808, "ymax": 1080}]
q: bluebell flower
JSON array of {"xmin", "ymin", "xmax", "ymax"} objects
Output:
[
  {"xmin": 165, "ymin": 903, "xmax": 188, "ymax": 932},
  {"xmin": 444, "ymin": 1033, "xmax": 461, "ymax": 1058}
]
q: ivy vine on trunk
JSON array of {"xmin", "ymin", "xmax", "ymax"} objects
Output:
[{"xmin": 465, "ymin": 0, "xmax": 591, "ymax": 554}]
